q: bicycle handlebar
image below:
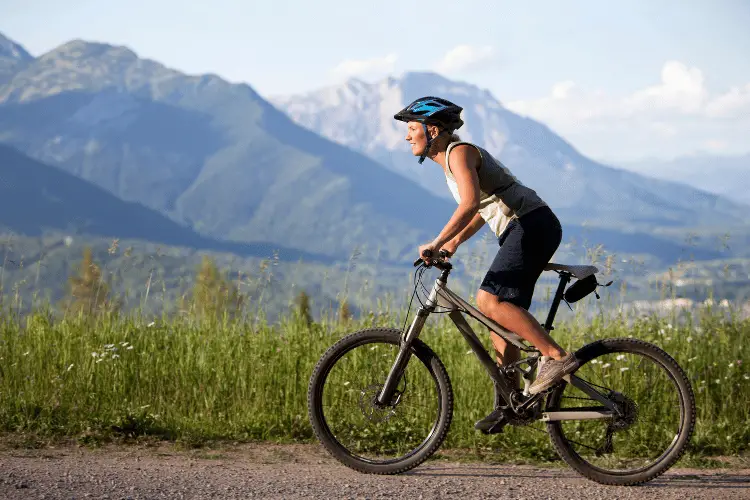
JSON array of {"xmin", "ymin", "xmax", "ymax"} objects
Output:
[{"xmin": 413, "ymin": 249, "xmax": 453, "ymax": 271}]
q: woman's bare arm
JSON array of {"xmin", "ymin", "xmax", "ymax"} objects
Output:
[{"xmin": 431, "ymin": 145, "xmax": 482, "ymax": 249}]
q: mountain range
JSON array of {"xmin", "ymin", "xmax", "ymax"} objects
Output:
[
  {"xmin": 271, "ymin": 72, "xmax": 748, "ymax": 233},
  {"xmin": 0, "ymin": 34, "xmax": 455, "ymax": 263},
  {"xmin": 0, "ymin": 33, "xmax": 32, "ymax": 85},
  {"xmin": 616, "ymin": 153, "xmax": 750, "ymax": 206},
  {"xmin": 0, "ymin": 142, "xmax": 341, "ymax": 263},
  {"xmin": 0, "ymin": 30, "xmax": 747, "ymax": 290}
]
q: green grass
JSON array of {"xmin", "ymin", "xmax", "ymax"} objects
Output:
[{"xmin": 0, "ymin": 302, "xmax": 747, "ymax": 463}]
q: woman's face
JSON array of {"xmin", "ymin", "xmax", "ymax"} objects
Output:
[{"xmin": 405, "ymin": 121, "xmax": 438, "ymax": 156}]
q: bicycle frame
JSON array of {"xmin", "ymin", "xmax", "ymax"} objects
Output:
[{"xmin": 377, "ymin": 265, "xmax": 619, "ymax": 422}]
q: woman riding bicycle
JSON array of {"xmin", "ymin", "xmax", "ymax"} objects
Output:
[{"xmin": 394, "ymin": 96, "xmax": 579, "ymax": 431}]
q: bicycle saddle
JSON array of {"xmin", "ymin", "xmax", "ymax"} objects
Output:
[{"xmin": 544, "ymin": 263, "xmax": 598, "ymax": 280}]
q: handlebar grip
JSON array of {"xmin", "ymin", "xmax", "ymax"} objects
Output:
[{"xmin": 413, "ymin": 258, "xmax": 424, "ymax": 267}]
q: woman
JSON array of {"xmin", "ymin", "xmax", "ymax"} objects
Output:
[{"xmin": 393, "ymin": 96, "xmax": 578, "ymax": 432}]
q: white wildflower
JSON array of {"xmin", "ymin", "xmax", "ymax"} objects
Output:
[
  {"xmin": 23, "ymin": 351, "xmax": 29, "ymax": 356},
  {"xmin": 66, "ymin": 364, "xmax": 74, "ymax": 372},
  {"xmin": 659, "ymin": 329, "xmax": 665, "ymax": 335},
  {"xmin": 714, "ymin": 378, "xmax": 721, "ymax": 384},
  {"xmin": 602, "ymin": 363, "xmax": 611, "ymax": 369},
  {"xmin": 112, "ymin": 354, "xmax": 120, "ymax": 359},
  {"xmin": 147, "ymin": 321, "xmax": 155, "ymax": 327},
  {"xmin": 743, "ymin": 374, "xmax": 749, "ymax": 380},
  {"xmin": 615, "ymin": 355, "xmax": 625, "ymax": 361},
  {"xmin": 91, "ymin": 352, "xmax": 98, "ymax": 357},
  {"xmin": 126, "ymin": 346, "xmax": 134, "ymax": 350},
  {"xmin": 667, "ymin": 323, "xmax": 673, "ymax": 329},
  {"xmin": 466, "ymin": 350, "xmax": 473, "ymax": 355},
  {"xmin": 96, "ymin": 358, "xmax": 103, "ymax": 364},
  {"xmin": 343, "ymin": 381, "xmax": 350, "ymax": 386},
  {"xmin": 728, "ymin": 362, "xmax": 734, "ymax": 368},
  {"xmin": 104, "ymin": 344, "xmax": 115, "ymax": 349},
  {"xmin": 687, "ymin": 337, "xmax": 692, "ymax": 343},
  {"xmin": 620, "ymin": 367, "xmax": 629, "ymax": 372}
]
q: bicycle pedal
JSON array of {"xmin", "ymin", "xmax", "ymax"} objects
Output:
[
  {"xmin": 477, "ymin": 419, "xmax": 506, "ymax": 435},
  {"xmin": 484, "ymin": 421, "xmax": 506, "ymax": 435}
]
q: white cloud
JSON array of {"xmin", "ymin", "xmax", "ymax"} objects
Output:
[
  {"xmin": 650, "ymin": 121, "xmax": 677, "ymax": 137},
  {"xmin": 705, "ymin": 83, "xmax": 750, "ymax": 119},
  {"xmin": 331, "ymin": 53, "xmax": 397, "ymax": 79},
  {"xmin": 627, "ymin": 61, "xmax": 706, "ymax": 114},
  {"xmin": 701, "ymin": 139, "xmax": 729, "ymax": 152},
  {"xmin": 435, "ymin": 45, "xmax": 495, "ymax": 74},
  {"xmin": 552, "ymin": 81, "xmax": 575, "ymax": 99},
  {"xmin": 504, "ymin": 60, "xmax": 750, "ymax": 160}
]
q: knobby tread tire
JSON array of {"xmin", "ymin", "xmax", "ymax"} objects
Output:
[
  {"xmin": 307, "ymin": 328, "xmax": 454, "ymax": 475},
  {"xmin": 545, "ymin": 337, "xmax": 696, "ymax": 486}
]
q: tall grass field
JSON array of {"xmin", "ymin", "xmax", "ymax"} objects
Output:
[{"xmin": 0, "ymin": 302, "xmax": 747, "ymax": 462}]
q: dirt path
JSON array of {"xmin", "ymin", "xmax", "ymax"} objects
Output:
[{"xmin": 1, "ymin": 443, "xmax": 747, "ymax": 499}]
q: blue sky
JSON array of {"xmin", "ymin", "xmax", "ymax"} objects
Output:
[{"xmin": 3, "ymin": 0, "xmax": 749, "ymax": 161}]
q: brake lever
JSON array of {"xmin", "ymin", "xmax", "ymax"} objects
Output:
[{"xmin": 415, "ymin": 249, "xmax": 452, "ymax": 267}]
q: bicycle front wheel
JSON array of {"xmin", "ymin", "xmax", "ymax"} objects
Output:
[
  {"xmin": 546, "ymin": 338, "xmax": 696, "ymax": 486},
  {"xmin": 307, "ymin": 328, "xmax": 453, "ymax": 474}
]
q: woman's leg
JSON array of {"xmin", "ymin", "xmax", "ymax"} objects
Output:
[
  {"xmin": 477, "ymin": 291, "xmax": 566, "ymax": 360},
  {"xmin": 477, "ymin": 208, "xmax": 566, "ymax": 360},
  {"xmin": 474, "ymin": 206, "xmax": 576, "ymax": 427}
]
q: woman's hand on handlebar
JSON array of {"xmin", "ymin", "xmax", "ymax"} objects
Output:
[
  {"xmin": 440, "ymin": 240, "xmax": 458, "ymax": 259},
  {"xmin": 417, "ymin": 242, "xmax": 439, "ymax": 265},
  {"xmin": 414, "ymin": 241, "xmax": 455, "ymax": 267}
]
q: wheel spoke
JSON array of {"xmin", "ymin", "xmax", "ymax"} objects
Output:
[
  {"xmin": 546, "ymin": 339, "xmax": 695, "ymax": 485},
  {"xmin": 309, "ymin": 329, "xmax": 452, "ymax": 472}
]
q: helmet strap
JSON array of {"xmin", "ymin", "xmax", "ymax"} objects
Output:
[
  {"xmin": 418, "ymin": 123, "xmax": 431, "ymax": 164},
  {"xmin": 418, "ymin": 123, "xmax": 435, "ymax": 164},
  {"xmin": 417, "ymin": 124, "xmax": 452, "ymax": 164}
]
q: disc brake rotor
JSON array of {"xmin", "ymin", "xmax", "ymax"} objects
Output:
[{"xmin": 358, "ymin": 384, "xmax": 400, "ymax": 423}]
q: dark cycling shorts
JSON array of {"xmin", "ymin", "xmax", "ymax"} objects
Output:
[{"xmin": 479, "ymin": 205, "xmax": 562, "ymax": 310}]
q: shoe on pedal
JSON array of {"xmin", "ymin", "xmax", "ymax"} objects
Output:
[
  {"xmin": 528, "ymin": 352, "xmax": 579, "ymax": 395},
  {"xmin": 474, "ymin": 407, "xmax": 507, "ymax": 434}
]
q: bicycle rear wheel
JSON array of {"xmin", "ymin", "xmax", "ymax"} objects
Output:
[
  {"xmin": 308, "ymin": 328, "xmax": 453, "ymax": 474},
  {"xmin": 546, "ymin": 338, "xmax": 695, "ymax": 485}
]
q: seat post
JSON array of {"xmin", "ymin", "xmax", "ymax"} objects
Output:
[{"xmin": 543, "ymin": 272, "xmax": 572, "ymax": 332}]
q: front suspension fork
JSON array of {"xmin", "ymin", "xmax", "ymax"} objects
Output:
[{"xmin": 376, "ymin": 308, "xmax": 429, "ymax": 405}]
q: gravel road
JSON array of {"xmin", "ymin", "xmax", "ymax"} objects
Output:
[{"xmin": 0, "ymin": 443, "xmax": 747, "ymax": 499}]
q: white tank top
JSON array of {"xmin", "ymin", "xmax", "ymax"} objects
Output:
[{"xmin": 444, "ymin": 141, "xmax": 548, "ymax": 236}]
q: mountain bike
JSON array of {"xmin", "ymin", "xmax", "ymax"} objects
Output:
[{"xmin": 307, "ymin": 250, "xmax": 695, "ymax": 486}]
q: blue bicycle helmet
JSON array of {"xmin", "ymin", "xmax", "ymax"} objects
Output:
[{"xmin": 394, "ymin": 96, "xmax": 464, "ymax": 163}]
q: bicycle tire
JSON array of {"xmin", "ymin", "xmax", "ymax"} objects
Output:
[
  {"xmin": 308, "ymin": 328, "xmax": 453, "ymax": 474},
  {"xmin": 545, "ymin": 337, "xmax": 696, "ymax": 486}
]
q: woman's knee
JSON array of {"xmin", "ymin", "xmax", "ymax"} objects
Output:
[{"xmin": 476, "ymin": 289, "xmax": 496, "ymax": 313}]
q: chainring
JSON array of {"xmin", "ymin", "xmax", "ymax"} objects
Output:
[{"xmin": 505, "ymin": 396, "xmax": 543, "ymax": 427}]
